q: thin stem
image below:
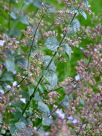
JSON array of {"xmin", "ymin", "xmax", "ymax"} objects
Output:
[
  {"xmin": 22, "ymin": 75, "xmax": 43, "ymax": 115},
  {"xmin": 37, "ymin": 85, "xmax": 77, "ymax": 131},
  {"xmin": 27, "ymin": 13, "xmax": 44, "ymax": 70},
  {"xmin": 4, "ymin": 10, "xmax": 43, "ymax": 96},
  {"xmin": 22, "ymin": 32, "xmax": 67, "ymax": 115},
  {"xmin": 8, "ymin": 0, "xmax": 11, "ymax": 31},
  {"xmin": 22, "ymin": 5, "xmax": 79, "ymax": 115},
  {"xmin": 17, "ymin": 14, "xmax": 44, "ymax": 92}
]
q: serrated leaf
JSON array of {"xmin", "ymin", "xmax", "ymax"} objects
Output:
[
  {"xmin": 43, "ymin": 55, "xmax": 56, "ymax": 71},
  {"xmin": 25, "ymin": 0, "xmax": 32, "ymax": 4},
  {"xmin": 10, "ymin": 12, "xmax": 17, "ymax": 20},
  {"xmin": 5, "ymin": 58, "xmax": 16, "ymax": 73},
  {"xmin": 47, "ymin": 6, "xmax": 56, "ymax": 13},
  {"xmin": 28, "ymin": 86, "xmax": 34, "ymax": 96},
  {"xmin": 45, "ymin": 37, "xmax": 59, "ymax": 51},
  {"xmin": 71, "ymin": 7, "xmax": 79, "ymax": 15},
  {"xmin": 38, "ymin": 84, "xmax": 44, "ymax": 93},
  {"xmin": 63, "ymin": 44, "xmax": 73, "ymax": 60},
  {"xmin": 44, "ymin": 71, "xmax": 58, "ymax": 87},
  {"xmin": 79, "ymin": 99, "xmax": 85, "ymax": 107},
  {"xmin": 0, "ymin": 86, "xmax": 4, "ymax": 94},
  {"xmin": 84, "ymin": 0, "xmax": 90, "ymax": 8},
  {"xmin": 9, "ymin": 28, "xmax": 21, "ymax": 37},
  {"xmin": 0, "ymin": 114, "xmax": 3, "ymax": 123},
  {"xmin": 71, "ymin": 19, "xmax": 80, "ymax": 32},
  {"xmin": 38, "ymin": 101, "xmax": 50, "ymax": 115},
  {"xmin": 15, "ymin": 121, "xmax": 26, "ymax": 130},
  {"xmin": 79, "ymin": 9, "xmax": 87, "ymax": 20},
  {"xmin": 17, "ymin": 57, "xmax": 28, "ymax": 69},
  {"xmin": 10, "ymin": 124, "xmax": 16, "ymax": 135},
  {"xmin": 33, "ymin": 0, "xmax": 42, "ymax": 8},
  {"xmin": 42, "ymin": 116, "xmax": 52, "ymax": 126},
  {"xmin": 1, "ymin": 72, "xmax": 13, "ymax": 82},
  {"xmin": 20, "ymin": 16, "xmax": 29, "ymax": 25},
  {"xmin": 62, "ymin": 95, "xmax": 69, "ymax": 108},
  {"xmin": 34, "ymin": 92, "xmax": 42, "ymax": 101}
]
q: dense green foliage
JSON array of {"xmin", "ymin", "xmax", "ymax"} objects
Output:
[{"xmin": 0, "ymin": 0, "xmax": 102, "ymax": 135}]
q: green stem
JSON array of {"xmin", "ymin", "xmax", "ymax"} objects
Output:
[
  {"xmin": 27, "ymin": 13, "xmax": 44, "ymax": 70},
  {"xmin": 21, "ymin": 5, "xmax": 80, "ymax": 115},
  {"xmin": 8, "ymin": 0, "xmax": 11, "ymax": 31}
]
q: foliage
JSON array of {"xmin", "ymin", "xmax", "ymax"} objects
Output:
[{"xmin": 0, "ymin": 0, "xmax": 102, "ymax": 135}]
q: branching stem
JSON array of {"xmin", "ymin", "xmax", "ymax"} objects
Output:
[{"xmin": 22, "ymin": 4, "xmax": 81, "ymax": 115}]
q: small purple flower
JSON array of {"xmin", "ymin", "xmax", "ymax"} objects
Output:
[
  {"xmin": 0, "ymin": 89, "xmax": 4, "ymax": 94},
  {"xmin": 10, "ymin": 109, "xmax": 16, "ymax": 113},
  {"xmin": 67, "ymin": 116, "xmax": 74, "ymax": 121},
  {"xmin": 75, "ymin": 74, "xmax": 80, "ymax": 81},
  {"xmin": 72, "ymin": 119, "xmax": 79, "ymax": 124},
  {"xmin": 67, "ymin": 116, "xmax": 79, "ymax": 124},
  {"xmin": 6, "ymin": 85, "xmax": 12, "ymax": 90},
  {"xmin": 12, "ymin": 81, "xmax": 17, "ymax": 87},
  {"xmin": 56, "ymin": 109, "xmax": 65, "ymax": 119},
  {"xmin": 80, "ymin": 47, "xmax": 84, "ymax": 51},
  {"xmin": 45, "ymin": 132, "xmax": 50, "ymax": 136},
  {"xmin": 13, "ymin": 70, "xmax": 17, "ymax": 75},
  {"xmin": 0, "ymin": 40, "xmax": 5, "ymax": 47}
]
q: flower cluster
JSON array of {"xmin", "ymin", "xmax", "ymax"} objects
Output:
[
  {"xmin": 60, "ymin": 44, "xmax": 102, "ymax": 135},
  {"xmin": 0, "ymin": 0, "xmax": 101, "ymax": 135}
]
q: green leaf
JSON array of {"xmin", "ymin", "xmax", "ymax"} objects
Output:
[
  {"xmin": 38, "ymin": 101, "xmax": 50, "ymax": 115},
  {"xmin": 10, "ymin": 124, "xmax": 16, "ymax": 135},
  {"xmin": 8, "ymin": 28, "xmax": 21, "ymax": 37},
  {"xmin": 25, "ymin": 0, "xmax": 32, "ymax": 4},
  {"xmin": 84, "ymin": 0, "xmax": 90, "ymax": 8},
  {"xmin": 43, "ymin": 55, "xmax": 56, "ymax": 71},
  {"xmin": 19, "ymin": 16, "xmax": 29, "ymax": 25},
  {"xmin": 71, "ymin": 7, "xmax": 79, "ymax": 15},
  {"xmin": 38, "ymin": 84, "xmax": 44, "ymax": 93},
  {"xmin": 63, "ymin": 44, "xmax": 73, "ymax": 60},
  {"xmin": 16, "ymin": 57, "xmax": 28, "ymax": 69},
  {"xmin": 71, "ymin": 19, "xmax": 80, "ymax": 32},
  {"xmin": 34, "ymin": 92, "xmax": 42, "ymax": 101},
  {"xmin": 10, "ymin": 12, "xmax": 17, "ymax": 20},
  {"xmin": 1, "ymin": 72, "xmax": 13, "ymax": 82},
  {"xmin": 79, "ymin": 9, "xmax": 87, "ymax": 20},
  {"xmin": 33, "ymin": 0, "xmax": 42, "ymax": 8},
  {"xmin": 47, "ymin": 6, "xmax": 56, "ymax": 13},
  {"xmin": 62, "ymin": 95, "xmax": 69, "ymax": 108},
  {"xmin": 28, "ymin": 85, "xmax": 34, "ymax": 96},
  {"xmin": 44, "ymin": 71, "xmax": 58, "ymax": 87},
  {"xmin": 12, "ymin": 109, "xmax": 22, "ymax": 121},
  {"xmin": 45, "ymin": 37, "xmax": 59, "ymax": 51},
  {"xmin": 15, "ymin": 121, "xmax": 26, "ymax": 130},
  {"xmin": 0, "ymin": 86, "xmax": 4, "ymax": 94},
  {"xmin": 79, "ymin": 99, "xmax": 85, "ymax": 107},
  {"xmin": 42, "ymin": 116, "xmax": 52, "ymax": 126},
  {"xmin": 0, "ymin": 114, "xmax": 3, "ymax": 124},
  {"xmin": 5, "ymin": 58, "xmax": 16, "ymax": 73}
]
